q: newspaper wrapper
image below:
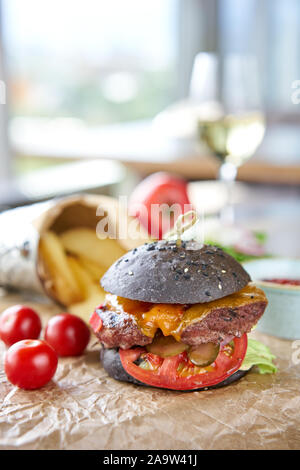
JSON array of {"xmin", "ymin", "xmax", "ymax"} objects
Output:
[{"xmin": 0, "ymin": 194, "xmax": 147, "ymax": 303}]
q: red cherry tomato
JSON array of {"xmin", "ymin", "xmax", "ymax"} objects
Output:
[
  {"xmin": 4, "ymin": 339, "xmax": 58, "ymax": 390},
  {"xmin": 129, "ymin": 172, "xmax": 192, "ymax": 239},
  {"xmin": 45, "ymin": 313, "xmax": 90, "ymax": 357},
  {"xmin": 0, "ymin": 305, "xmax": 42, "ymax": 347}
]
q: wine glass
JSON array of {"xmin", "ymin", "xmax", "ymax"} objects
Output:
[{"xmin": 190, "ymin": 53, "xmax": 265, "ymax": 224}]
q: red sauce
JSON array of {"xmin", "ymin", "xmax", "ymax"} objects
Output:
[{"xmin": 263, "ymin": 278, "xmax": 300, "ymax": 286}]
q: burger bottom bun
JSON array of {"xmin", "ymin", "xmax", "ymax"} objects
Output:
[{"xmin": 100, "ymin": 348, "xmax": 251, "ymax": 391}]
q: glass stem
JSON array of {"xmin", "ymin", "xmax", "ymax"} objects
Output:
[{"xmin": 218, "ymin": 160, "xmax": 238, "ymax": 225}]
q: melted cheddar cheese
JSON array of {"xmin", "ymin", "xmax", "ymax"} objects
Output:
[{"xmin": 105, "ymin": 283, "xmax": 266, "ymax": 341}]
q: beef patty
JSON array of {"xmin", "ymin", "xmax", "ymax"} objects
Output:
[
  {"xmin": 94, "ymin": 284, "xmax": 267, "ymax": 349},
  {"xmin": 94, "ymin": 306, "xmax": 153, "ymax": 350}
]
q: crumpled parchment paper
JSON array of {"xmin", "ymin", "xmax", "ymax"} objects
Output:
[{"xmin": 0, "ymin": 291, "xmax": 299, "ymax": 450}]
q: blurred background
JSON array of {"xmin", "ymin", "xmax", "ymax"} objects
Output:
[{"xmin": 0, "ymin": 0, "xmax": 300, "ymax": 255}]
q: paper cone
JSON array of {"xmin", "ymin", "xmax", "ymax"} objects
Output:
[{"xmin": 0, "ymin": 194, "xmax": 148, "ymax": 318}]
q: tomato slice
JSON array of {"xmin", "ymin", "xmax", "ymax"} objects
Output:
[
  {"xmin": 119, "ymin": 335, "xmax": 248, "ymax": 390},
  {"xmin": 90, "ymin": 310, "xmax": 103, "ymax": 333}
]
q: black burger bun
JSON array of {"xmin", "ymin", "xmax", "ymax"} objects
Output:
[
  {"xmin": 101, "ymin": 241, "xmax": 251, "ymax": 304},
  {"xmin": 100, "ymin": 347, "xmax": 251, "ymax": 391}
]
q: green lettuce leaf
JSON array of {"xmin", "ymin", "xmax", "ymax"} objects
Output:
[
  {"xmin": 253, "ymin": 231, "xmax": 267, "ymax": 245},
  {"xmin": 204, "ymin": 240, "xmax": 270, "ymax": 263},
  {"xmin": 240, "ymin": 338, "xmax": 277, "ymax": 374}
]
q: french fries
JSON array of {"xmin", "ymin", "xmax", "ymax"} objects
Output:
[
  {"xmin": 67, "ymin": 257, "xmax": 106, "ymax": 321},
  {"xmin": 39, "ymin": 231, "xmax": 84, "ymax": 306},
  {"xmin": 68, "ymin": 290, "xmax": 106, "ymax": 321},
  {"xmin": 60, "ymin": 228, "xmax": 126, "ymax": 268},
  {"xmin": 76, "ymin": 257, "xmax": 107, "ymax": 283},
  {"xmin": 39, "ymin": 227, "xmax": 125, "ymax": 320}
]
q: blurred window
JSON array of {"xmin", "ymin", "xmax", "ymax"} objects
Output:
[
  {"xmin": 219, "ymin": 0, "xmax": 300, "ymax": 118},
  {"xmin": 3, "ymin": 0, "xmax": 300, "ymax": 128},
  {"xmin": 0, "ymin": 0, "xmax": 299, "ymax": 183},
  {"xmin": 2, "ymin": 0, "xmax": 179, "ymax": 125}
]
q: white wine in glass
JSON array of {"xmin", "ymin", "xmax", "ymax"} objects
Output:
[{"xmin": 190, "ymin": 53, "xmax": 266, "ymax": 223}]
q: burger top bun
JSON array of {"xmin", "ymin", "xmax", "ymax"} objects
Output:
[{"xmin": 101, "ymin": 241, "xmax": 251, "ymax": 304}]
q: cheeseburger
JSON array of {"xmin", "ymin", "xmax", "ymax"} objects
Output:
[{"xmin": 90, "ymin": 240, "xmax": 273, "ymax": 391}]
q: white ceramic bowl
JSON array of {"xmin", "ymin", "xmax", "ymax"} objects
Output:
[{"xmin": 243, "ymin": 258, "xmax": 300, "ymax": 339}]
